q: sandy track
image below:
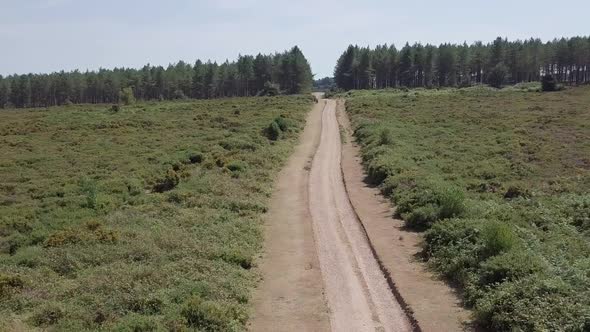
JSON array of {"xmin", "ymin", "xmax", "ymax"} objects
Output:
[
  {"xmin": 308, "ymin": 99, "xmax": 412, "ymax": 332},
  {"xmin": 249, "ymin": 99, "xmax": 330, "ymax": 331}
]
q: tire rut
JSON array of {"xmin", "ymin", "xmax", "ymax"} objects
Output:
[{"xmin": 308, "ymin": 99, "xmax": 412, "ymax": 332}]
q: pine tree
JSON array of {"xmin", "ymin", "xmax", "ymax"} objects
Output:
[
  {"xmin": 191, "ymin": 60, "xmax": 204, "ymax": 99},
  {"xmin": 0, "ymin": 76, "xmax": 9, "ymax": 108},
  {"xmin": 413, "ymin": 43, "xmax": 426, "ymax": 87},
  {"xmin": 237, "ymin": 55, "xmax": 255, "ymax": 96},
  {"xmin": 398, "ymin": 43, "xmax": 413, "ymax": 87},
  {"xmin": 289, "ymin": 46, "xmax": 313, "ymax": 93},
  {"xmin": 437, "ymin": 44, "xmax": 457, "ymax": 86},
  {"xmin": 387, "ymin": 45, "xmax": 399, "ymax": 87},
  {"xmin": 203, "ymin": 62, "xmax": 218, "ymax": 99},
  {"xmin": 489, "ymin": 62, "xmax": 508, "ymax": 88},
  {"xmin": 333, "ymin": 36, "xmax": 588, "ymax": 91},
  {"xmin": 489, "ymin": 37, "xmax": 505, "ymax": 68},
  {"xmin": 358, "ymin": 48, "xmax": 374, "ymax": 89},
  {"xmin": 334, "ymin": 45, "xmax": 357, "ymax": 90},
  {"xmin": 253, "ymin": 54, "xmax": 273, "ymax": 93},
  {"xmin": 457, "ymin": 43, "xmax": 471, "ymax": 86}
]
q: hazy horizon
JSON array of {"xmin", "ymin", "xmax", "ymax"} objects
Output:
[{"xmin": 1, "ymin": 0, "xmax": 589, "ymax": 78}]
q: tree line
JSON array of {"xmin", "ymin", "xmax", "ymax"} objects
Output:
[
  {"xmin": 313, "ymin": 77, "xmax": 336, "ymax": 91},
  {"xmin": 0, "ymin": 46, "xmax": 313, "ymax": 109},
  {"xmin": 334, "ymin": 36, "xmax": 590, "ymax": 90}
]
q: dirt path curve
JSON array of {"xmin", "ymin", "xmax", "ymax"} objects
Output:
[
  {"xmin": 249, "ymin": 98, "xmax": 330, "ymax": 331},
  {"xmin": 308, "ymin": 99, "xmax": 412, "ymax": 332}
]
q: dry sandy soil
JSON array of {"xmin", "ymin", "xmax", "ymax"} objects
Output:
[
  {"xmin": 307, "ymin": 99, "xmax": 411, "ymax": 332},
  {"xmin": 250, "ymin": 96, "xmax": 471, "ymax": 332},
  {"xmin": 249, "ymin": 99, "xmax": 331, "ymax": 331}
]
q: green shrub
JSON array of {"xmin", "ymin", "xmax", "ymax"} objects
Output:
[
  {"xmin": 226, "ymin": 160, "xmax": 247, "ymax": 173},
  {"xmin": 542, "ymin": 75, "xmax": 557, "ymax": 92},
  {"xmin": 48, "ymin": 253, "xmax": 80, "ymax": 276},
  {"xmin": 394, "ymin": 178, "xmax": 465, "ymax": 229},
  {"xmin": 266, "ymin": 121, "xmax": 281, "ymax": 141},
  {"xmin": 125, "ymin": 297, "xmax": 163, "ymax": 315},
  {"xmin": 125, "ymin": 178, "xmax": 144, "ymax": 196},
  {"xmin": 424, "ymin": 218, "xmax": 484, "ymax": 277},
  {"xmin": 167, "ymin": 191, "xmax": 188, "ymax": 204},
  {"xmin": 220, "ymin": 249, "xmax": 253, "ymax": 269},
  {"xmin": 436, "ymin": 186, "xmax": 466, "ymax": 219},
  {"xmin": 114, "ymin": 313, "xmax": 161, "ymax": 332},
  {"xmin": 153, "ymin": 169, "xmax": 180, "ymax": 193},
  {"xmin": 173, "ymin": 89, "xmax": 187, "ymax": 100},
  {"xmin": 220, "ymin": 138, "xmax": 258, "ymax": 152},
  {"xmin": 44, "ymin": 229, "xmax": 81, "ymax": 247},
  {"xmin": 481, "ymin": 221, "xmax": 516, "ymax": 258},
  {"xmin": 488, "ymin": 63, "xmax": 508, "ymax": 89},
  {"xmin": 379, "ymin": 128, "xmax": 393, "ymax": 145},
  {"xmin": 31, "ymin": 303, "xmax": 65, "ymax": 327},
  {"xmin": 181, "ymin": 297, "xmax": 245, "ymax": 331},
  {"xmin": 480, "ymin": 249, "xmax": 546, "ymax": 285},
  {"xmin": 474, "ymin": 275, "xmax": 584, "ymax": 331},
  {"xmin": 406, "ymin": 204, "xmax": 439, "ymax": 229},
  {"xmin": 85, "ymin": 219, "xmax": 102, "ymax": 231},
  {"xmin": 119, "ymin": 87, "xmax": 136, "ymax": 105},
  {"xmin": 366, "ymin": 161, "xmax": 391, "ymax": 185},
  {"xmin": 567, "ymin": 195, "xmax": 590, "ymax": 232},
  {"xmin": 80, "ymin": 177, "xmax": 98, "ymax": 209},
  {"xmin": 93, "ymin": 227, "xmax": 118, "ymax": 244},
  {"xmin": 0, "ymin": 233, "xmax": 27, "ymax": 255},
  {"xmin": 257, "ymin": 81, "xmax": 280, "ymax": 96},
  {"xmin": 274, "ymin": 116, "xmax": 295, "ymax": 132},
  {"xmin": 0, "ymin": 274, "xmax": 24, "ymax": 296},
  {"xmin": 187, "ymin": 152, "xmax": 204, "ymax": 164},
  {"xmin": 503, "ymin": 185, "xmax": 531, "ymax": 199},
  {"xmin": 13, "ymin": 246, "xmax": 42, "ymax": 268}
]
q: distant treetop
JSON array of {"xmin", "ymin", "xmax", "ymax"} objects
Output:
[
  {"xmin": 333, "ymin": 36, "xmax": 590, "ymax": 90},
  {"xmin": 0, "ymin": 46, "xmax": 313, "ymax": 109}
]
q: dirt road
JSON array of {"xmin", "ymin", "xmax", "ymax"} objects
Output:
[
  {"xmin": 250, "ymin": 99, "xmax": 330, "ymax": 331},
  {"xmin": 251, "ymin": 97, "xmax": 420, "ymax": 331},
  {"xmin": 308, "ymin": 99, "xmax": 412, "ymax": 332}
]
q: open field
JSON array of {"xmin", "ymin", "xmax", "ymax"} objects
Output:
[
  {"xmin": 0, "ymin": 96, "xmax": 312, "ymax": 331},
  {"xmin": 343, "ymin": 85, "xmax": 590, "ymax": 331}
]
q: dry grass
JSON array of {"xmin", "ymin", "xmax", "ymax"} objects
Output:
[
  {"xmin": 0, "ymin": 95, "xmax": 312, "ymax": 331},
  {"xmin": 344, "ymin": 86, "xmax": 590, "ymax": 331}
]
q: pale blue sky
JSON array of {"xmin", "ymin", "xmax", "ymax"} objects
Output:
[{"xmin": 1, "ymin": 0, "xmax": 588, "ymax": 78}]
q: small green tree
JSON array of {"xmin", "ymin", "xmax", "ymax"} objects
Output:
[
  {"xmin": 541, "ymin": 75, "xmax": 557, "ymax": 91},
  {"xmin": 119, "ymin": 87, "xmax": 135, "ymax": 105},
  {"xmin": 257, "ymin": 81, "xmax": 280, "ymax": 96},
  {"xmin": 266, "ymin": 121, "xmax": 281, "ymax": 140},
  {"xmin": 488, "ymin": 63, "xmax": 508, "ymax": 88}
]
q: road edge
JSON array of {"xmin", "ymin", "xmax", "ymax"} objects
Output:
[
  {"xmin": 248, "ymin": 97, "xmax": 331, "ymax": 331},
  {"xmin": 335, "ymin": 100, "xmax": 422, "ymax": 332},
  {"xmin": 336, "ymin": 98, "xmax": 474, "ymax": 332}
]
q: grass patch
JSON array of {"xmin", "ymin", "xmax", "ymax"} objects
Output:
[
  {"xmin": 345, "ymin": 86, "xmax": 590, "ymax": 331},
  {"xmin": 0, "ymin": 95, "xmax": 312, "ymax": 330}
]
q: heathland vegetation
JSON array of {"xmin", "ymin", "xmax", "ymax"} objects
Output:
[
  {"xmin": 0, "ymin": 95, "xmax": 313, "ymax": 330},
  {"xmin": 0, "ymin": 46, "xmax": 312, "ymax": 109},
  {"xmin": 343, "ymin": 86, "xmax": 590, "ymax": 331},
  {"xmin": 334, "ymin": 36, "xmax": 590, "ymax": 90}
]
